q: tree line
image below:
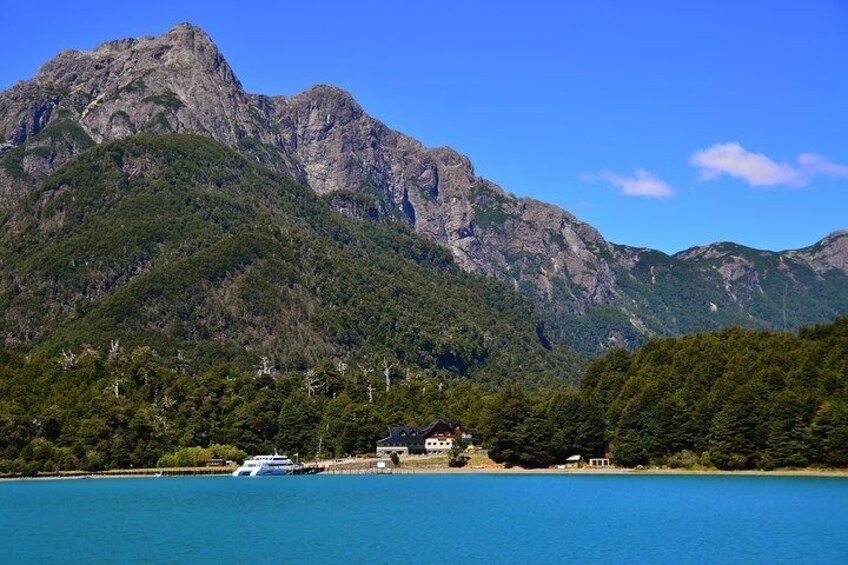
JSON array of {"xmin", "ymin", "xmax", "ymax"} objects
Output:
[
  {"xmin": 480, "ymin": 318, "xmax": 848, "ymax": 470},
  {"xmin": 1, "ymin": 318, "xmax": 846, "ymax": 474}
]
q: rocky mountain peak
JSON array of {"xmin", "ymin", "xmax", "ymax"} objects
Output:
[
  {"xmin": 35, "ymin": 22, "xmax": 230, "ymax": 88},
  {"xmin": 163, "ymin": 22, "xmax": 216, "ymax": 46},
  {"xmin": 793, "ymin": 230, "xmax": 848, "ymax": 275},
  {"xmin": 1, "ymin": 23, "xmax": 845, "ymax": 353},
  {"xmin": 821, "ymin": 229, "xmax": 848, "ymax": 245},
  {"xmin": 290, "ymin": 84, "xmax": 364, "ymax": 113}
]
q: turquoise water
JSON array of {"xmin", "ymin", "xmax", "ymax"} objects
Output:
[{"xmin": 2, "ymin": 474, "xmax": 847, "ymax": 564}]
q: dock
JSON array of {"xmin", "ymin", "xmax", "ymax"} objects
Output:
[
  {"xmin": 24, "ymin": 464, "xmax": 329, "ymax": 480},
  {"xmin": 324, "ymin": 466, "xmax": 413, "ymax": 475},
  {"xmin": 291, "ymin": 465, "xmax": 325, "ymax": 475}
]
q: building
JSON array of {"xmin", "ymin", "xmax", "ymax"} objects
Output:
[
  {"xmin": 375, "ymin": 426, "xmax": 425, "ymax": 457},
  {"xmin": 565, "ymin": 454, "xmax": 583, "ymax": 467},
  {"xmin": 376, "ymin": 420, "xmax": 468, "ymax": 457}
]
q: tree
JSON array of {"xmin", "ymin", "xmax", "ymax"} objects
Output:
[
  {"xmin": 810, "ymin": 400, "xmax": 848, "ymax": 467},
  {"xmin": 708, "ymin": 387, "xmax": 765, "ymax": 470},
  {"xmin": 448, "ymin": 439, "xmax": 469, "ymax": 468},
  {"xmin": 546, "ymin": 391, "xmax": 606, "ymax": 462},
  {"xmin": 481, "ymin": 382, "xmax": 530, "ymax": 466},
  {"xmin": 518, "ymin": 406, "xmax": 555, "ymax": 468},
  {"xmin": 764, "ymin": 392, "xmax": 812, "ymax": 469},
  {"xmin": 612, "ymin": 431, "xmax": 650, "ymax": 467},
  {"xmin": 276, "ymin": 393, "xmax": 321, "ymax": 458}
]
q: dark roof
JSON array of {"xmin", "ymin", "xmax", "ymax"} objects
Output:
[
  {"xmin": 376, "ymin": 420, "xmax": 462, "ymax": 447},
  {"xmin": 377, "ymin": 426, "xmax": 426, "ymax": 447},
  {"xmin": 421, "ymin": 419, "xmax": 460, "ymax": 437}
]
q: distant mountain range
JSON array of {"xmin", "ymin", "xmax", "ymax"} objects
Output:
[{"xmin": 1, "ymin": 23, "xmax": 845, "ymax": 357}]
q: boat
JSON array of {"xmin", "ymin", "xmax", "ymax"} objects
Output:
[{"xmin": 231, "ymin": 452, "xmax": 302, "ymax": 477}]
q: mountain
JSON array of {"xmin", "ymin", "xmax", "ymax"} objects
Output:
[
  {"xmin": 1, "ymin": 23, "xmax": 846, "ymax": 354},
  {"xmin": 0, "ymin": 133, "xmax": 580, "ymax": 383}
]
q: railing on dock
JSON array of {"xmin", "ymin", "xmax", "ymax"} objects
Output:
[
  {"xmin": 291, "ymin": 465, "xmax": 325, "ymax": 475},
  {"xmin": 324, "ymin": 466, "xmax": 413, "ymax": 475},
  {"xmin": 101, "ymin": 467, "xmax": 233, "ymax": 477}
]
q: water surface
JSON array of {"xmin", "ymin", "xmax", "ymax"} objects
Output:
[{"xmin": 2, "ymin": 474, "xmax": 846, "ymax": 563}]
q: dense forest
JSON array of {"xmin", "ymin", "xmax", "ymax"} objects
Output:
[
  {"xmin": 0, "ymin": 348, "xmax": 494, "ymax": 474},
  {"xmin": 483, "ymin": 318, "xmax": 848, "ymax": 470},
  {"xmin": 1, "ymin": 319, "xmax": 846, "ymax": 474},
  {"xmin": 0, "ymin": 134, "xmax": 581, "ymax": 385},
  {"xmin": 581, "ymin": 318, "xmax": 848, "ymax": 470}
]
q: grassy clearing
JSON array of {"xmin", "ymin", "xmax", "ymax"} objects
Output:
[{"xmin": 397, "ymin": 450, "xmax": 498, "ymax": 469}]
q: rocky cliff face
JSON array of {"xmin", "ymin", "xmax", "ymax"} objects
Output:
[
  {"xmin": 0, "ymin": 24, "xmax": 302, "ymax": 195},
  {"xmin": 1, "ymin": 23, "xmax": 845, "ymax": 352},
  {"xmin": 263, "ymin": 84, "xmax": 621, "ymax": 310}
]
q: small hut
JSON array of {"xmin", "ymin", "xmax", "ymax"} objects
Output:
[{"xmin": 565, "ymin": 454, "xmax": 583, "ymax": 468}]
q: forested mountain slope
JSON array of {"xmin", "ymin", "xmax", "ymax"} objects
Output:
[{"xmin": 0, "ymin": 134, "xmax": 579, "ymax": 384}]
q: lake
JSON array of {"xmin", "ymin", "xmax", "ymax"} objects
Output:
[{"xmin": 2, "ymin": 474, "xmax": 847, "ymax": 563}]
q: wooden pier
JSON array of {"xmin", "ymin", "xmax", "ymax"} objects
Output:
[
  {"xmin": 324, "ymin": 466, "xmax": 413, "ymax": 475},
  {"xmin": 291, "ymin": 465, "xmax": 325, "ymax": 475},
  {"xmin": 24, "ymin": 464, "xmax": 328, "ymax": 479}
]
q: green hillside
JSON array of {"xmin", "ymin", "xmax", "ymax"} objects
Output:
[{"xmin": 0, "ymin": 134, "xmax": 581, "ymax": 384}]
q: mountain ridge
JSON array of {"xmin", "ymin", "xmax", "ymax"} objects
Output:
[{"xmin": 1, "ymin": 23, "xmax": 845, "ymax": 353}]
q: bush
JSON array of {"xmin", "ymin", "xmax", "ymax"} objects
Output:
[
  {"xmin": 157, "ymin": 445, "xmax": 246, "ymax": 468},
  {"xmin": 83, "ymin": 451, "xmax": 106, "ymax": 472},
  {"xmin": 448, "ymin": 440, "xmax": 470, "ymax": 468},
  {"xmin": 665, "ymin": 450, "xmax": 698, "ymax": 469}
]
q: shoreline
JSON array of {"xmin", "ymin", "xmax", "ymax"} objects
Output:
[
  {"xmin": 405, "ymin": 466, "xmax": 848, "ymax": 478},
  {"xmin": 3, "ymin": 466, "xmax": 848, "ymax": 482}
]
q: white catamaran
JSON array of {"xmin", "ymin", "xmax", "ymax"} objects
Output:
[{"xmin": 232, "ymin": 452, "xmax": 302, "ymax": 477}]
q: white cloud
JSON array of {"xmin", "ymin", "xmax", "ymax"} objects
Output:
[
  {"xmin": 690, "ymin": 142, "xmax": 848, "ymax": 187},
  {"xmin": 584, "ymin": 169, "xmax": 674, "ymax": 198},
  {"xmin": 797, "ymin": 153, "xmax": 848, "ymax": 177}
]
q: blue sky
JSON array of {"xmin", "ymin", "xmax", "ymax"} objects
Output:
[{"xmin": 1, "ymin": 0, "xmax": 846, "ymax": 253}]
